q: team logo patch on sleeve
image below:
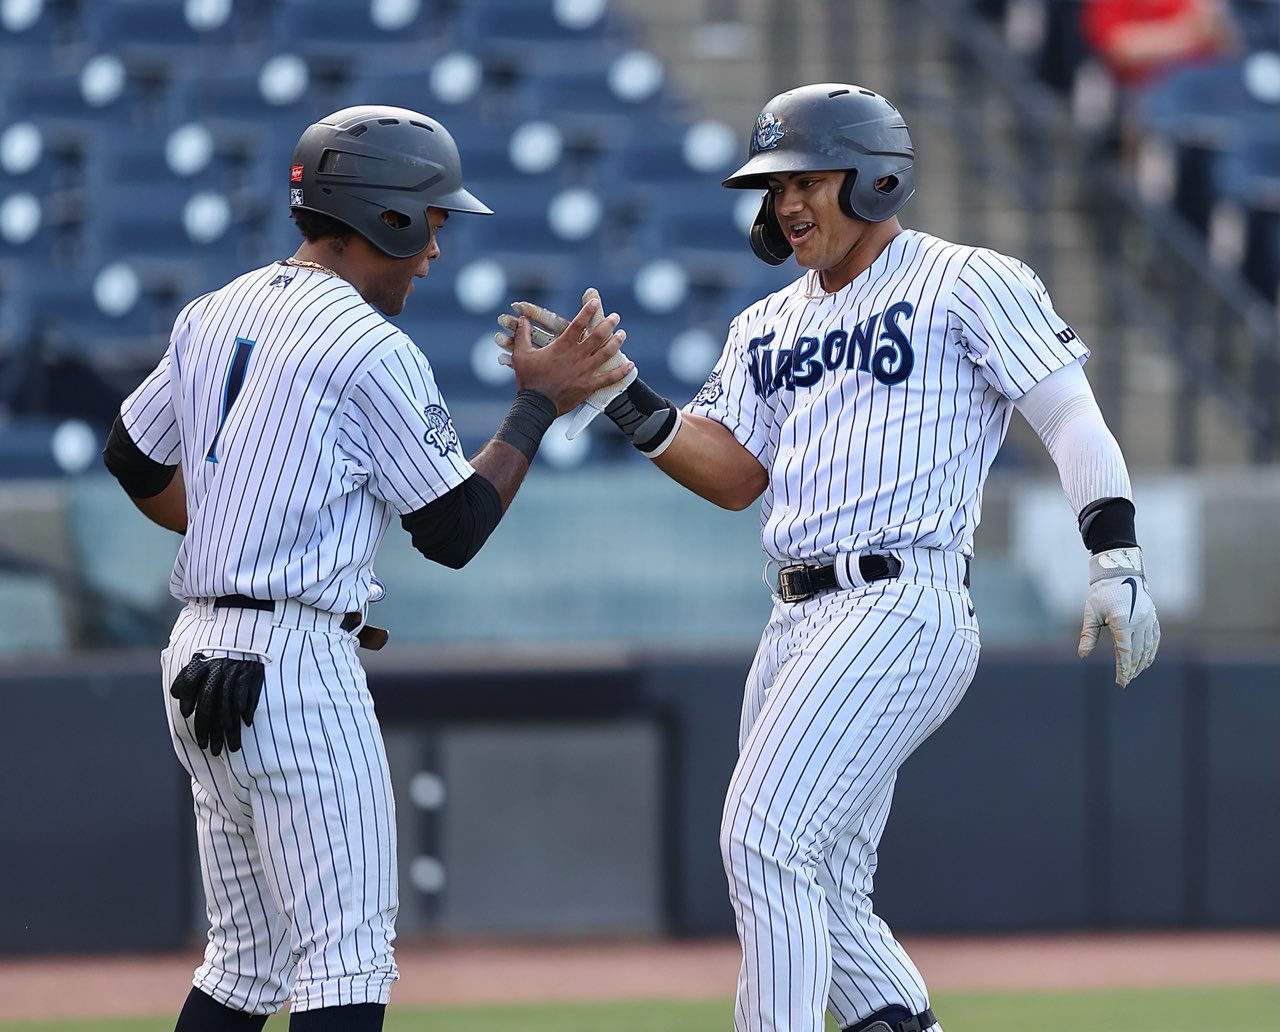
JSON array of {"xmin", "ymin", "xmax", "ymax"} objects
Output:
[
  {"xmin": 691, "ymin": 371, "xmax": 723, "ymax": 407},
  {"xmin": 422, "ymin": 404, "xmax": 460, "ymax": 456}
]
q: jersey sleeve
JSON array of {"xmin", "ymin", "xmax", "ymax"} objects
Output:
[
  {"xmin": 119, "ymin": 344, "xmax": 182, "ymax": 464},
  {"xmin": 949, "ymin": 248, "xmax": 1091, "ymax": 399},
  {"xmin": 346, "ymin": 340, "xmax": 475, "ymax": 515},
  {"xmin": 685, "ymin": 312, "xmax": 773, "ymax": 461}
]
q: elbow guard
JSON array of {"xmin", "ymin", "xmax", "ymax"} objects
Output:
[
  {"xmin": 102, "ymin": 415, "xmax": 177, "ymax": 498},
  {"xmin": 400, "ymin": 473, "xmax": 503, "ymax": 569}
]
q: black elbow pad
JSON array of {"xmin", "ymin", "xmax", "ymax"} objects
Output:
[
  {"xmin": 102, "ymin": 415, "xmax": 177, "ymax": 498},
  {"xmin": 400, "ymin": 474, "xmax": 503, "ymax": 569}
]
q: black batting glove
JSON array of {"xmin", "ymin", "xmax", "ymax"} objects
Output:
[{"xmin": 170, "ymin": 652, "xmax": 265, "ymax": 756}]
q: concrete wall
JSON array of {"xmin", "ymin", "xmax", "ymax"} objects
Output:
[{"xmin": 2, "ymin": 647, "xmax": 1276, "ymax": 954}]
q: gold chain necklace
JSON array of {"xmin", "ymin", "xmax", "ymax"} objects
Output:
[{"xmin": 283, "ymin": 257, "xmax": 340, "ymax": 278}]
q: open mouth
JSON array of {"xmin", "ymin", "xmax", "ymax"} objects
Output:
[{"xmin": 788, "ymin": 221, "xmax": 815, "ymax": 244}]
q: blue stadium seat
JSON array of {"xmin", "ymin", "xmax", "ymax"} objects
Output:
[
  {"xmin": 269, "ymin": 0, "xmax": 443, "ymax": 61},
  {"xmin": 82, "ymin": 0, "xmax": 253, "ymax": 59},
  {"xmin": 453, "ymin": 0, "xmax": 628, "ymax": 55},
  {"xmin": 169, "ymin": 53, "xmax": 345, "ymax": 134},
  {"xmin": 1136, "ymin": 57, "xmax": 1280, "ymax": 233},
  {"xmin": 1215, "ymin": 135, "xmax": 1280, "ymax": 301},
  {"xmin": 0, "ymin": 0, "xmax": 83, "ymax": 85}
]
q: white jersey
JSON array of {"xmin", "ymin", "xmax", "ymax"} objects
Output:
[
  {"xmin": 120, "ymin": 262, "xmax": 474, "ymax": 613},
  {"xmin": 690, "ymin": 229, "xmax": 1090, "ymax": 562}
]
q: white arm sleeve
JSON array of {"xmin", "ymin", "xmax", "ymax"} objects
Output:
[{"xmin": 1013, "ymin": 360, "xmax": 1132, "ymax": 515}]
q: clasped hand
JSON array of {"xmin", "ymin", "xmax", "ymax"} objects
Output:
[{"xmin": 495, "ymin": 287, "xmax": 637, "ymax": 437}]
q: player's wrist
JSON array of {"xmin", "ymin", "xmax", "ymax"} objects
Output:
[
  {"xmin": 1078, "ymin": 496, "xmax": 1138, "ymax": 554},
  {"xmin": 1087, "ymin": 545, "xmax": 1145, "ymax": 583},
  {"xmin": 604, "ymin": 377, "xmax": 682, "ymax": 457},
  {"xmin": 494, "ymin": 389, "xmax": 557, "ymax": 462}
]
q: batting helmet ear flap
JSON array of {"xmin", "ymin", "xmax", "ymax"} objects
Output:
[
  {"xmin": 749, "ymin": 193, "xmax": 792, "ymax": 266},
  {"xmin": 838, "ymin": 170, "xmax": 859, "ymax": 220}
]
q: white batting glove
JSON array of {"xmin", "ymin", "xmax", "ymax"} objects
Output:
[
  {"xmin": 1078, "ymin": 546, "xmax": 1161, "ymax": 687},
  {"xmin": 493, "ymin": 288, "xmax": 636, "ymax": 439}
]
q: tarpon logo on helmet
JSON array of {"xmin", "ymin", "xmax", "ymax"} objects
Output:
[
  {"xmin": 724, "ymin": 84, "xmax": 916, "ymax": 266},
  {"xmin": 752, "ymin": 112, "xmax": 785, "ymax": 153},
  {"xmin": 422, "ymin": 405, "xmax": 460, "ymax": 456}
]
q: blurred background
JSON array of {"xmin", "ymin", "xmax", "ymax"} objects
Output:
[{"xmin": 0, "ymin": 0, "xmax": 1277, "ymax": 956}]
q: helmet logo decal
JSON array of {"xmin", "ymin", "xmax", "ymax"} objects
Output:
[
  {"xmin": 290, "ymin": 165, "xmax": 304, "ymax": 183},
  {"xmin": 752, "ymin": 112, "xmax": 785, "ymax": 153},
  {"xmin": 290, "ymin": 188, "xmax": 303, "ymax": 205}
]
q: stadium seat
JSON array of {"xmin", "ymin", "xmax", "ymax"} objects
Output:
[
  {"xmin": 1214, "ymin": 134, "xmax": 1280, "ymax": 302},
  {"xmin": 0, "ymin": 0, "xmax": 83, "ymax": 85},
  {"xmin": 1135, "ymin": 57, "xmax": 1280, "ymax": 233},
  {"xmin": 269, "ymin": 0, "xmax": 443, "ymax": 63},
  {"xmin": 453, "ymin": 0, "xmax": 628, "ymax": 57}
]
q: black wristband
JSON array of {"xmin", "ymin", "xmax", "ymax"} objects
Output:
[
  {"xmin": 493, "ymin": 389, "xmax": 557, "ymax": 463},
  {"xmin": 604, "ymin": 377, "xmax": 681, "ymax": 455},
  {"xmin": 1078, "ymin": 496, "xmax": 1138, "ymax": 554}
]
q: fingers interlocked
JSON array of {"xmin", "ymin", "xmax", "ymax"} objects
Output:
[{"xmin": 170, "ymin": 652, "xmax": 266, "ymax": 756}]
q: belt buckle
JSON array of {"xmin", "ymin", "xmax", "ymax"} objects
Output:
[{"xmin": 777, "ymin": 562, "xmax": 815, "ymax": 603}]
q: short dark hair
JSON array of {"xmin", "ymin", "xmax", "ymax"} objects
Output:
[{"xmin": 291, "ymin": 208, "xmax": 355, "ymax": 246}]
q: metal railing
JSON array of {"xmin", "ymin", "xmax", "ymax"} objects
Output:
[{"xmin": 896, "ymin": 0, "xmax": 1280, "ymax": 463}]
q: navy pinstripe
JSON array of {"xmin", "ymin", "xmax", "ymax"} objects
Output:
[
  {"xmin": 122, "ymin": 261, "xmax": 475, "ymax": 1016},
  {"xmin": 689, "ymin": 230, "xmax": 1087, "ymax": 1031}
]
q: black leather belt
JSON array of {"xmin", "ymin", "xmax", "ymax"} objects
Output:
[
  {"xmin": 845, "ymin": 1006, "xmax": 937, "ymax": 1032},
  {"xmin": 212, "ymin": 595, "xmax": 386, "ymax": 649},
  {"xmin": 776, "ymin": 554, "xmax": 902, "ymax": 602}
]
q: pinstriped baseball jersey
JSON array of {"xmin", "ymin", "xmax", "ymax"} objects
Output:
[
  {"xmin": 700, "ymin": 228, "xmax": 1094, "ymax": 1032},
  {"xmin": 120, "ymin": 262, "xmax": 473, "ymax": 613},
  {"xmin": 120, "ymin": 259, "xmax": 477, "ymax": 1015},
  {"xmin": 689, "ymin": 230, "xmax": 1090, "ymax": 562}
]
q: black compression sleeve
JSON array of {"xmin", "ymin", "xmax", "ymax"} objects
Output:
[
  {"xmin": 493, "ymin": 389, "xmax": 557, "ymax": 463},
  {"xmin": 399, "ymin": 473, "xmax": 503, "ymax": 569},
  {"xmin": 1078, "ymin": 496, "xmax": 1138, "ymax": 553},
  {"xmin": 102, "ymin": 414, "xmax": 177, "ymax": 498}
]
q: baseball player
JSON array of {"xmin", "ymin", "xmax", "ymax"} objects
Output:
[
  {"xmin": 511, "ymin": 84, "xmax": 1160, "ymax": 1032},
  {"xmin": 101, "ymin": 105, "xmax": 630, "ymax": 1031}
]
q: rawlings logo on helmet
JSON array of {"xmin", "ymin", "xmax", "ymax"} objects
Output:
[
  {"xmin": 422, "ymin": 404, "xmax": 460, "ymax": 456},
  {"xmin": 752, "ymin": 112, "xmax": 785, "ymax": 153}
]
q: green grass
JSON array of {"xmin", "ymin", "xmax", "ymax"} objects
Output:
[{"xmin": 4, "ymin": 984, "xmax": 1276, "ymax": 1032}]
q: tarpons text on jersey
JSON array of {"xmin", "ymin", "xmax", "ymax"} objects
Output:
[{"xmin": 741, "ymin": 300, "xmax": 915, "ymax": 399}]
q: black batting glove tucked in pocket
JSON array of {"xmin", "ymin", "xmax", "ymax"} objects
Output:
[{"xmin": 170, "ymin": 652, "xmax": 265, "ymax": 757}]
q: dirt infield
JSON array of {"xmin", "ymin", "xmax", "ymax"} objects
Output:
[{"xmin": 1, "ymin": 932, "xmax": 1277, "ymax": 1022}]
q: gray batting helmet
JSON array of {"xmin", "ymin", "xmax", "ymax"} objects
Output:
[
  {"xmin": 290, "ymin": 105, "xmax": 492, "ymax": 259},
  {"xmin": 722, "ymin": 84, "xmax": 915, "ymax": 265}
]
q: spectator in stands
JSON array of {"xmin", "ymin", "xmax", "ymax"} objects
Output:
[
  {"xmin": 1081, "ymin": 0, "xmax": 1243, "ymax": 157},
  {"xmin": 1082, "ymin": 0, "xmax": 1241, "ymax": 91}
]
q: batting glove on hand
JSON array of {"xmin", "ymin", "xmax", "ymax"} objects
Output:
[
  {"xmin": 494, "ymin": 287, "xmax": 636, "ymax": 439},
  {"xmin": 170, "ymin": 652, "xmax": 265, "ymax": 756},
  {"xmin": 1078, "ymin": 546, "xmax": 1161, "ymax": 687}
]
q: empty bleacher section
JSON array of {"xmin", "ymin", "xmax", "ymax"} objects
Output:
[
  {"xmin": 0, "ymin": 0, "xmax": 793, "ymax": 456},
  {"xmin": 0, "ymin": 0, "xmax": 1278, "ymax": 654}
]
